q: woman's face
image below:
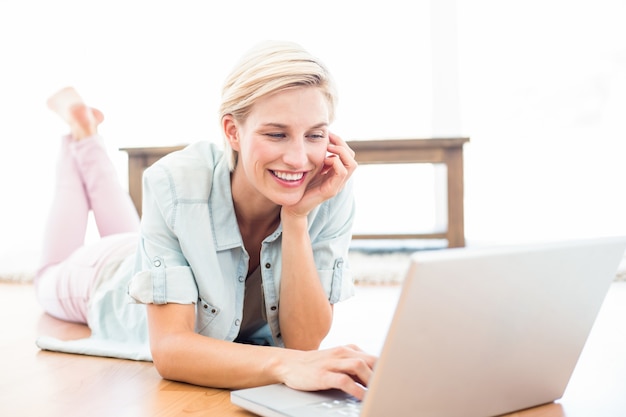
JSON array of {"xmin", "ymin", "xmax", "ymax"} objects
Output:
[{"xmin": 229, "ymin": 86, "xmax": 330, "ymax": 207}]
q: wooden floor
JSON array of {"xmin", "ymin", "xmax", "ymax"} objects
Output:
[
  {"xmin": 1, "ymin": 281, "xmax": 626, "ymax": 416},
  {"xmin": 0, "ymin": 282, "xmax": 401, "ymax": 417}
]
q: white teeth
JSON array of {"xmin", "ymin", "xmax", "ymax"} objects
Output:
[{"xmin": 272, "ymin": 170, "xmax": 303, "ymax": 181}]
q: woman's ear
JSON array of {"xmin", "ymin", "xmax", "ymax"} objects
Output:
[{"xmin": 222, "ymin": 115, "xmax": 241, "ymax": 151}]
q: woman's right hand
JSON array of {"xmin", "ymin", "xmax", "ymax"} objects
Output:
[
  {"xmin": 281, "ymin": 132, "xmax": 357, "ymax": 219},
  {"xmin": 274, "ymin": 344, "xmax": 377, "ymax": 400}
]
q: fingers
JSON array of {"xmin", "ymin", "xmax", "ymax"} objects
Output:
[
  {"xmin": 321, "ymin": 345, "xmax": 377, "ymax": 400},
  {"xmin": 279, "ymin": 344, "xmax": 377, "ymax": 401},
  {"xmin": 320, "ymin": 133, "xmax": 357, "ymax": 193},
  {"xmin": 328, "ymin": 132, "xmax": 357, "ymax": 171},
  {"xmin": 328, "ymin": 132, "xmax": 355, "ymax": 156},
  {"xmin": 326, "ymin": 360, "xmax": 373, "ymax": 400},
  {"xmin": 335, "ymin": 345, "xmax": 377, "ymax": 384},
  {"xmin": 327, "ymin": 372, "xmax": 368, "ymax": 400}
]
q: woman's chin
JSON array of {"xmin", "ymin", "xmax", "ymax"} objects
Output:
[{"xmin": 270, "ymin": 192, "xmax": 305, "ymax": 208}]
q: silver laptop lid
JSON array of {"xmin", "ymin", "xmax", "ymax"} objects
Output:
[{"xmin": 362, "ymin": 236, "xmax": 626, "ymax": 417}]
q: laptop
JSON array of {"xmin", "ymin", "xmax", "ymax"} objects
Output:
[{"xmin": 231, "ymin": 236, "xmax": 626, "ymax": 417}]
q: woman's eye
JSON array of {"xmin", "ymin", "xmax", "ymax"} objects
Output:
[
  {"xmin": 266, "ymin": 133, "xmax": 286, "ymax": 138},
  {"xmin": 308, "ymin": 133, "xmax": 326, "ymax": 140}
]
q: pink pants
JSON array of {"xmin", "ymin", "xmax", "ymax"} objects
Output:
[{"xmin": 35, "ymin": 135, "xmax": 140, "ymax": 324}]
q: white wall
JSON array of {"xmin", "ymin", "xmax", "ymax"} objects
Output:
[
  {"xmin": 457, "ymin": 0, "xmax": 626, "ymax": 242},
  {"xmin": 1, "ymin": 0, "xmax": 624, "ymax": 273}
]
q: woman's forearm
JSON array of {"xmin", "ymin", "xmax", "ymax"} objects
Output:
[
  {"xmin": 151, "ymin": 328, "xmax": 376, "ymax": 401},
  {"xmin": 279, "ymin": 213, "xmax": 333, "ymax": 350},
  {"xmin": 148, "ymin": 303, "xmax": 288, "ymax": 388},
  {"xmin": 151, "ymin": 330, "xmax": 288, "ymax": 388}
]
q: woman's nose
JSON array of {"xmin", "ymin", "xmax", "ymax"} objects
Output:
[{"xmin": 282, "ymin": 139, "xmax": 308, "ymax": 168}]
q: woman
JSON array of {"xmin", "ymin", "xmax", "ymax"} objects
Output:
[{"xmin": 35, "ymin": 41, "xmax": 375, "ymax": 400}]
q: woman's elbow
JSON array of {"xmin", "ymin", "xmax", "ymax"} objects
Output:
[
  {"xmin": 150, "ymin": 344, "xmax": 171, "ymax": 379},
  {"xmin": 149, "ymin": 336, "xmax": 183, "ymax": 381},
  {"xmin": 283, "ymin": 320, "xmax": 333, "ymax": 350}
]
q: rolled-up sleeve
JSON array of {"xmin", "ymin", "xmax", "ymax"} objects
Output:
[
  {"xmin": 128, "ymin": 163, "xmax": 199, "ymax": 305},
  {"xmin": 310, "ymin": 179, "xmax": 356, "ymax": 304}
]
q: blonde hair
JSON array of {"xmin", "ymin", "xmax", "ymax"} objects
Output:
[{"xmin": 220, "ymin": 41, "xmax": 338, "ymax": 171}]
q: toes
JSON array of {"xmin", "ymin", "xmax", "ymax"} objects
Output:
[
  {"xmin": 68, "ymin": 105, "xmax": 102, "ymax": 139},
  {"xmin": 91, "ymin": 108, "xmax": 105, "ymax": 124}
]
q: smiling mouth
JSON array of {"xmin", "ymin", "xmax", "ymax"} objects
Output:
[{"xmin": 271, "ymin": 170, "xmax": 304, "ymax": 182}]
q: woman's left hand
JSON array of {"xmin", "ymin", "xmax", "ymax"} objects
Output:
[{"xmin": 282, "ymin": 133, "xmax": 357, "ymax": 218}]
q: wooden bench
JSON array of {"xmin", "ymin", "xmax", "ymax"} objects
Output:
[{"xmin": 121, "ymin": 137, "xmax": 469, "ymax": 247}]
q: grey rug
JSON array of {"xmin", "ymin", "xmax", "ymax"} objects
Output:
[
  {"xmin": 349, "ymin": 251, "xmax": 412, "ymax": 285},
  {"xmin": 0, "ymin": 271, "xmax": 35, "ymax": 284},
  {"xmin": 348, "ymin": 249, "xmax": 626, "ymax": 285}
]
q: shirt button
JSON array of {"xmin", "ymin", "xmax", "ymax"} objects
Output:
[
  {"xmin": 265, "ymin": 262, "xmax": 271, "ymax": 269},
  {"xmin": 235, "ymin": 319, "xmax": 241, "ymax": 326},
  {"xmin": 238, "ymin": 275, "xmax": 245, "ymax": 282},
  {"xmin": 154, "ymin": 260, "xmax": 162, "ymax": 267},
  {"xmin": 270, "ymin": 306, "xmax": 277, "ymax": 311}
]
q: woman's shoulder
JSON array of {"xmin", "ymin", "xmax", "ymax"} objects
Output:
[
  {"xmin": 143, "ymin": 141, "xmax": 227, "ymax": 200},
  {"xmin": 147, "ymin": 141, "xmax": 224, "ymax": 174},
  {"xmin": 160, "ymin": 141, "xmax": 223, "ymax": 168}
]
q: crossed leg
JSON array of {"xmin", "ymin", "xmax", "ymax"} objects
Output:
[{"xmin": 36, "ymin": 88, "xmax": 140, "ymax": 323}]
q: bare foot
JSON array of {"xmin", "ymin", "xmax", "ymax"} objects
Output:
[
  {"xmin": 68, "ymin": 105, "xmax": 104, "ymax": 140},
  {"xmin": 47, "ymin": 87, "xmax": 104, "ymax": 140}
]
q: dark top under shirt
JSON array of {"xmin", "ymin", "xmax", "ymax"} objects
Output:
[{"xmin": 235, "ymin": 265, "xmax": 268, "ymax": 343}]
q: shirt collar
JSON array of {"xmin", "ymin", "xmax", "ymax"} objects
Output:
[
  {"xmin": 208, "ymin": 155, "xmax": 285, "ymax": 250},
  {"xmin": 209, "ymin": 157, "xmax": 244, "ymax": 251}
]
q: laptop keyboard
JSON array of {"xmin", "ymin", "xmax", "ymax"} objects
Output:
[{"xmin": 313, "ymin": 397, "xmax": 362, "ymax": 416}]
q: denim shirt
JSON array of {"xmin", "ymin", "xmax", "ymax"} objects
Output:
[{"xmin": 128, "ymin": 141, "xmax": 355, "ymax": 347}]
